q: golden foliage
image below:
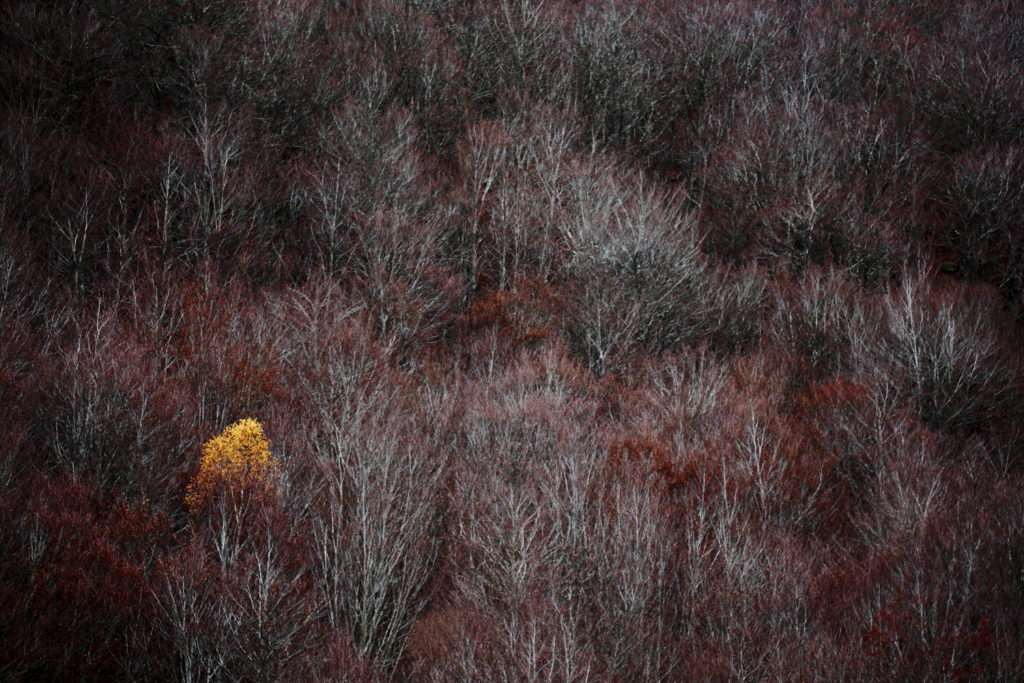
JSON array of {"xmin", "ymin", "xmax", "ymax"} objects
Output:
[{"xmin": 185, "ymin": 418, "xmax": 277, "ymax": 514}]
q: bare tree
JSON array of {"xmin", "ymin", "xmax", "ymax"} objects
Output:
[
  {"xmin": 312, "ymin": 404, "xmax": 446, "ymax": 671},
  {"xmin": 879, "ymin": 274, "xmax": 1021, "ymax": 433}
]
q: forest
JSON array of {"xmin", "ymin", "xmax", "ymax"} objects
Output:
[{"xmin": 1, "ymin": 0, "xmax": 1023, "ymax": 680}]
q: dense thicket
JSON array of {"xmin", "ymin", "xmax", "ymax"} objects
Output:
[{"xmin": 1, "ymin": 0, "xmax": 1022, "ymax": 680}]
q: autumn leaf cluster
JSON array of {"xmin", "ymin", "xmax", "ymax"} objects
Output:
[{"xmin": 184, "ymin": 418, "xmax": 277, "ymax": 515}]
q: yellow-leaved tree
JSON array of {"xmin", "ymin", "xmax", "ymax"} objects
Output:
[{"xmin": 185, "ymin": 418, "xmax": 278, "ymax": 515}]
